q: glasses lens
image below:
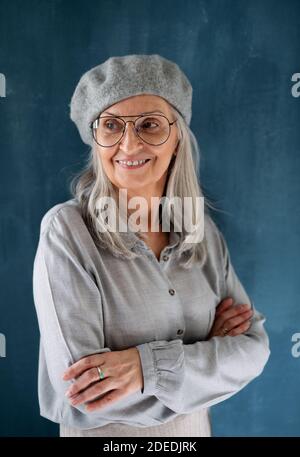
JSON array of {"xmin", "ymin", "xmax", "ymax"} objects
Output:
[
  {"xmin": 136, "ymin": 115, "xmax": 170, "ymax": 145},
  {"xmin": 93, "ymin": 115, "xmax": 170, "ymax": 146},
  {"xmin": 94, "ymin": 117, "xmax": 124, "ymax": 147}
]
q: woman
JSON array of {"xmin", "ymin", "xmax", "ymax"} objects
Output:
[{"xmin": 32, "ymin": 54, "xmax": 270, "ymax": 437}]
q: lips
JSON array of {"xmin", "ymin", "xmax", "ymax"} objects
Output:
[{"xmin": 115, "ymin": 159, "xmax": 151, "ymax": 163}]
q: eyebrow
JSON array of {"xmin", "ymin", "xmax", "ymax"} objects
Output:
[{"xmin": 102, "ymin": 110, "xmax": 165, "ymax": 116}]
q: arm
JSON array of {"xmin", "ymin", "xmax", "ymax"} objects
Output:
[
  {"xmin": 33, "ymin": 222, "xmax": 112, "ymax": 418},
  {"xmin": 135, "ymin": 223, "xmax": 271, "ymax": 414}
]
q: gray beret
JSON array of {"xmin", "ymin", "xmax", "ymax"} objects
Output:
[{"xmin": 69, "ymin": 54, "xmax": 193, "ymax": 146}]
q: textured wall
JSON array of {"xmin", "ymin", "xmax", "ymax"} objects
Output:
[{"xmin": 0, "ymin": 0, "xmax": 299, "ymax": 437}]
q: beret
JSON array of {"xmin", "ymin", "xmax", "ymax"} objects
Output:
[{"xmin": 69, "ymin": 54, "xmax": 193, "ymax": 146}]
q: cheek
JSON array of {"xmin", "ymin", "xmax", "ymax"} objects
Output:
[
  {"xmin": 154, "ymin": 151, "xmax": 174, "ymax": 172},
  {"xmin": 97, "ymin": 150, "xmax": 118, "ymax": 182},
  {"xmin": 98, "ymin": 149, "xmax": 115, "ymax": 168}
]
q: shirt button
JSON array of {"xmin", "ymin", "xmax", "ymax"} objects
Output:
[
  {"xmin": 177, "ymin": 329, "xmax": 184, "ymax": 335},
  {"xmin": 162, "ymin": 255, "xmax": 169, "ymax": 261},
  {"xmin": 169, "ymin": 288, "xmax": 175, "ymax": 295}
]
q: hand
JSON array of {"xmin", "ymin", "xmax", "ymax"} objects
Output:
[
  {"xmin": 62, "ymin": 347, "xmax": 143, "ymax": 412},
  {"xmin": 206, "ymin": 297, "xmax": 253, "ymax": 339}
]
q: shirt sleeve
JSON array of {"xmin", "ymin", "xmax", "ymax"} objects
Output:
[
  {"xmin": 135, "ymin": 221, "xmax": 271, "ymax": 414},
  {"xmin": 33, "ymin": 217, "xmax": 112, "ymax": 417}
]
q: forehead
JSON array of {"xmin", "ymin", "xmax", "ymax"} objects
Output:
[{"xmin": 102, "ymin": 94, "xmax": 171, "ymax": 116}]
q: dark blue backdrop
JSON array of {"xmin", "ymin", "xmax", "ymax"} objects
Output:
[{"xmin": 0, "ymin": 0, "xmax": 299, "ymax": 437}]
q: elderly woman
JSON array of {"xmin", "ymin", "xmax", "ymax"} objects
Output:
[{"xmin": 32, "ymin": 54, "xmax": 270, "ymax": 437}]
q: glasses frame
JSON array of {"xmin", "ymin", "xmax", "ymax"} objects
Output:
[{"xmin": 90, "ymin": 113, "xmax": 178, "ymax": 147}]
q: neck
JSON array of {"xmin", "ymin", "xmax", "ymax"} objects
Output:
[{"xmin": 117, "ymin": 175, "xmax": 168, "ymax": 232}]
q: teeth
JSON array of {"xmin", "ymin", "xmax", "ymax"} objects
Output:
[{"xmin": 118, "ymin": 159, "xmax": 148, "ymax": 166}]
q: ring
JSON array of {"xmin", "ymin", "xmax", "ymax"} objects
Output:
[
  {"xmin": 97, "ymin": 366, "xmax": 105, "ymax": 381},
  {"xmin": 221, "ymin": 327, "xmax": 229, "ymax": 336}
]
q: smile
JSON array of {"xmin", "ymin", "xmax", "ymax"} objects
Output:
[{"xmin": 115, "ymin": 159, "xmax": 151, "ymax": 169}]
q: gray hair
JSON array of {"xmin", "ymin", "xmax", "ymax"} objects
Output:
[{"xmin": 69, "ymin": 106, "xmax": 216, "ymax": 269}]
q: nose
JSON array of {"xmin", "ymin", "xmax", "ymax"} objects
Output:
[{"xmin": 119, "ymin": 121, "xmax": 143, "ymax": 151}]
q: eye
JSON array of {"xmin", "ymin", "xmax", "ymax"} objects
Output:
[
  {"xmin": 139, "ymin": 117, "xmax": 160, "ymax": 130},
  {"xmin": 105, "ymin": 120, "xmax": 117, "ymax": 130},
  {"xmin": 141, "ymin": 121, "xmax": 157, "ymax": 129},
  {"xmin": 104, "ymin": 118, "xmax": 123, "ymax": 131}
]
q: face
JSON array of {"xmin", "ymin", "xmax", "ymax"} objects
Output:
[{"xmin": 94, "ymin": 94, "xmax": 179, "ymax": 197}]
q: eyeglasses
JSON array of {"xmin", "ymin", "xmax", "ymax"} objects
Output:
[{"xmin": 90, "ymin": 113, "xmax": 178, "ymax": 147}]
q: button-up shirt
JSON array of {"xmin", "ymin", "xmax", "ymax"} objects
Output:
[{"xmin": 32, "ymin": 198, "xmax": 270, "ymax": 429}]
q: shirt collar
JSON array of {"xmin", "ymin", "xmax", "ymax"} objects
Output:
[{"xmin": 120, "ymin": 222, "xmax": 181, "ymax": 255}]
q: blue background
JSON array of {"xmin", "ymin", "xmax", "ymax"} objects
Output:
[{"xmin": 0, "ymin": 0, "xmax": 299, "ymax": 437}]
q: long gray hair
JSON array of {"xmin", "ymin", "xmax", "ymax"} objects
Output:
[{"xmin": 69, "ymin": 106, "xmax": 215, "ymax": 269}]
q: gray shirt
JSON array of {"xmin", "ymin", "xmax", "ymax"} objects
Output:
[{"xmin": 32, "ymin": 198, "xmax": 270, "ymax": 430}]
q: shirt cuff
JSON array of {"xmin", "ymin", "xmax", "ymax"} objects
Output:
[
  {"xmin": 135, "ymin": 339, "xmax": 184, "ymax": 396},
  {"xmin": 135, "ymin": 343, "xmax": 157, "ymax": 395}
]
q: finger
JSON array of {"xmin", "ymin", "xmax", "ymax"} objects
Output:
[
  {"xmin": 227, "ymin": 320, "xmax": 252, "ymax": 337},
  {"xmin": 65, "ymin": 366, "xmax": 107, "ymax": 398},
  {"xmin": 85, "ymin": 388, "xmax": 128, "ymax": 412},
  {"xmin": 223, "ymin": 309, "xmax": 253, "ymax": 331},
  {"xmin": 63, "ymin": 354, "xmax": 107, "ymax": 381},
  {"xmin": 69, "ymin": 377, "xmax": 114, "ymax": 406},
  {"xmin": 214, "ymin": 303, "xmax": 252, "ymax": 332},
  {"xmin": 215, "ymin": 297, "xmax": 233, "ymax": 316}
]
